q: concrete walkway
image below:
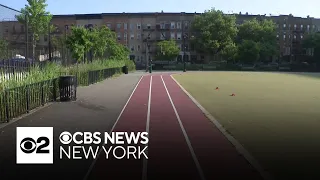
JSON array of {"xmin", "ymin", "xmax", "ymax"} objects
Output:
[{"xmin": 0, "ymin": 73, "xmax": 143, "ymax": 180}]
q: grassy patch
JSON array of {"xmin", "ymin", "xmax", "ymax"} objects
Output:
[{"xmin": 173, "ymin": 71, "xmax": 320, "ymax": 180}]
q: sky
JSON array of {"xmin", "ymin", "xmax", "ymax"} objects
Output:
[{"xmin": 0, "ymin": 0, "xmax": 319, "ymax": 19}]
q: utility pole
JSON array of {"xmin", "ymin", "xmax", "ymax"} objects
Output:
[
  {"xmin": 48, "ymin": 23, "xmax": 52, "ymax": 61},
  {"xmin": 64, "ymin": 25, "xmax": 68, "ymax": 65},
  {"xmin": 146, "ymin": 37, "xmax": 149, "ymax": 72},
  {"xmin": 182, "ymin": 19, "xmax": 187, "ymax": 72},
  {"xmin": 183, "ymin": 33, "xmax": 186, "ymax": 72},
  {"xmin": 25, "ymin": 14, "xmax": 28, "ymax": 61}
]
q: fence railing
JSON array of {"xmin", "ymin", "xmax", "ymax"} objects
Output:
[
  {"xmin": 61, "ymin": 67, "xmax": 122, "ymax": 86},
  {"xmin": 0, "ymin": 60, "xmax": 51, "ymax": 82},
  {"xmin": 0, "ymin": 78, "xmax": 59, "ymax": 122},
  {"xmin": 0, "ymin": 66, "xmax": 123, "ymax": 123}
]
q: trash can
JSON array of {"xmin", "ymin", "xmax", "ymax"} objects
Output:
[
  {"xmin": 59, "ymin": 75, "xmax": 77, "ymax": 102},
  {"xmin": 122, "ymin": 66, "xmax": 128, "ymax": 74}
]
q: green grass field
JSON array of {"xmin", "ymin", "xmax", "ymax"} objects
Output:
[{"xmin": 173, "ymin": 71, "xmax": 320, "ymax": 180}]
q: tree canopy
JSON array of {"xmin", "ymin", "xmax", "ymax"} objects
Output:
[
  {"xmin": 237, "ymin": 18, "xmax": 278, "ymax": 63},
  {"xmin": 66, "ymin": 26, "xmax": 129, "ymax": 63},
  {"xmin": 191, "ymin": 8, "xmax": 238, "ymax": 56},
  {"xmin": 302, "ymin": 32, "xmax": 320, "ymax": 66},
  {"xmin": 156, "ymin": 40, "xmax": 180, "ymax": 61},
  {"xmin": 16, "ymin": 0, "xmax": 53, "ymax": 60}
]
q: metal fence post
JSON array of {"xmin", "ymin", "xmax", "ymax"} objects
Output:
[
  {"xmin": 5, "ymin": 90, "xmax": 9, "ymax": 122},
  {"xmin": 52, "ymin": 78, "xmax": 57, "ymax": 101},
  {"xmin": 41, "ymin": 82, "xmax": 44, "ymax": 106},
  {"xmin": 26, "ymin": 85, "xmax": 30, "ymax": 113}
]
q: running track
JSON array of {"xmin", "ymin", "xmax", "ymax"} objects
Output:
[{"xmin": 85, "ymin": 73, "xmax": 263, "ymax": 180}]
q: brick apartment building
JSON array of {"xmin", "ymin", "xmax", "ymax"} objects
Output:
[{"xmin": 1, "ymin": 12, "xmax": 320, "ymax": 64}]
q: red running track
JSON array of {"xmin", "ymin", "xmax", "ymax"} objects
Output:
[{"xmin": 86, "ymin": 73, "xmax": 263, "ymax": 180}]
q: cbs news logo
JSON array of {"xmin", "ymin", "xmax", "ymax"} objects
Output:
[{"xmin": 16, "ymin": 127, "xmax": 53, "ymax": 164}]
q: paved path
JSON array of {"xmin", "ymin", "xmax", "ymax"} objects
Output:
[
  {"xmin": 87, "ymin": 74, "xmax": 263, "ymax": 180},
  {"xmin": 0, "ymin": 74, "xmax": 142, "ymax": 180}
]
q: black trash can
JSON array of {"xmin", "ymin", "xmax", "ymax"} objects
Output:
[
  {"xmin": 59, "ymin": 75, "xmax": 77, "ymax": 102},
  {"xmin": 122, "ymin": 65, "xmax": 128, "ymax": 74}
]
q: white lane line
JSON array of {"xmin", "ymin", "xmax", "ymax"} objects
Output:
[
  {"xmin": 170, "ymin": 74, "xmax": 274, "ymax": 180},
  {"xmin": 160, "ymin": 75, "xmax": 206, "ymax": 180},
  {"xmin": 142, "ymin": 75, "xmax": 152, "ymax": 180},
  {"xmin": 83, "ymin": 75, "xmax": 144, "ymax": 180}
]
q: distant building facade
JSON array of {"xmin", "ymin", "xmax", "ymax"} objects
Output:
[{"xmin": 1, "ymin": 12, "xmax": 320, "ymax": 64}]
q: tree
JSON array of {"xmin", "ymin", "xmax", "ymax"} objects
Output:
[
  {"xmin": 156, "ymin": 40, "xmax": 180, "ymax": 62},
  {"xmin": 191, "ymin": 8, "xmax": 238, "ymax": 57},
  {"xmin": 0, "ymin": 38, "xmax": 8, "ymax": 59},
  {"xmin": 90, "ymin": 26, "xmax": 128, "ymax": 59},
  {"xmin": 237, "ymin": 40, "xmax": 260, "ymax": 64},
  {"xmin": 66, "ymin": 27, "xmax": 92, "ymax": 63},
  {"xmin": 302, "ymin": 32, "xmax": 320, "ymax": 67},
  {"xmin": 220, "ymin": 42, "xmax": 238, "ymax": 63},
  {"xmin": 66, "ymin": 26, "xmax": 129, "ymax": 63},
  {"xmin": 16, "ymin": 0, "xmax": 53, "ymax": 61},
  {"xmin": 237, "ymin": 18, "xmax": 278, "ymax": 62}
]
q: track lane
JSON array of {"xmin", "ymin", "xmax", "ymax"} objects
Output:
[
  {"xmin": 162, "ymin": 74, "xmax": 264, "ymax": 180},
  {"xmin": 146, "ymin": 75, "xmax": 201, "ymax": 180},
  {"xmin": 87, "ymin": 75, "xmax": 151, "ymax": 180}
]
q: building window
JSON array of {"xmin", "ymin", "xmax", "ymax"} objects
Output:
[
  {"xmin": 130, "ymin": 24, "xmax": 134, "ymax": 30},
  {"xmin": 147, "ymin": 24, "xmax": 151, "ymax": 29},
  {"xmin": 294, "ymin": 24, "xmax": 297, "ymax": 30},
  {"xmin": 276, "ymin": 34, "xmax": 279, "ymax": 39},
  {"xmin": 117, "ymin": 23, "xmax": 122, "ymax": 29},
  {"xmin": 124, "ymin": 33, "xmax": 127, "ymax": 40},
  {"xmin": 177, "ymin": 22, "xmax": 181, "ymax": 29},
  {"xmin": 283, "ymin": 24, "xmax": 286, "ymax": 28},
  {"xmin": 130, "ymin": 33, "xmax": 134, "ymax": 40},
  {"xmin": 289, "ymin": 34, "xmax": 291, "ymax": 39},
  {"xmin": 283, "ymin": 34, "xmax": 286, "ymax": 39},
  {"xmin": 137, "ymin": 24, "xmax": 141, "ymax": 30},
  {"xmin": 177, "ymin": 32, "xmax": 182, "ymax": 40},
  {"xmin": 171, "ymin": 22, "xmax": 175, "ymax": 29},
  {"xmin": 288, "ymin": 24, "xmax": 291, "ymax": 30},
  {"xmin": 294, "ymin": 35, "xmax": 297, "ymax": 39},
  {"xmin": 137, "ymin": 45, "xmax": 141, "ymax": 51},
  {"xmin": 185, "ymin": 45, "xmax": 189, "ymax": 51},
  {"xmin": 301, "ymin": 24, "xmax": 303, "ymax": 29},
  {"xmin": 107, "ymin": 23, "xmax": 111, "ymax": 29},
  {"xmin": 137, "ymin": 33, "xmax": 141, "ymax": 40},
  {"xmin": 184, "ymin": 21, "xmax": 189, "ymax": 29},
  {"xmin": 171, "ymin": 32, "xmax": 175, "ymax": 39},
  {"xmin": 131, "ymin": 45, "xmax": 135, "ymax": 52},
  {"xmin": 160, "ymin": 22, "xmax": 165, "ymax": 29},
  {"xmin": 117, "ymin": 33, "xmax": 122, "ymax": 40},
  {"xmin": 307, "ymin": 25, "xmax": 310, "ymax": 31},
  {"xmin": 20, "ymin": 25, "xmax": 24, "ymax": 32},
  {"xmin": 301, "ymin": 35, "xmax": 303, "ymax": 39},
  {"xmin": 124, "ymin": 23, "xmax": 127, "ymax": 30},
  {"xmin": 160, "ymin": 33, "xmax": 165, "ymax": 40}
]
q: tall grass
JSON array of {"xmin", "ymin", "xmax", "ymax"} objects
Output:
[{"xmin": 0, "ymin": 58, "xmax": 136, "ymax": 91}]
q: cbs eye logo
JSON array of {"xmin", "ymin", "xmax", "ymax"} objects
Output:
[
  {"xmin": 59, "ymin": 131, "xmax": 72, "ymax": 144},
  {"xmin": 20, "ymin": 137, "xmax": 50, "ymax": 154}
]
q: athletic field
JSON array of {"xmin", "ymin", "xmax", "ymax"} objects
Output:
[{"xmin": 173, "ymin": 71, "xmax": 320, "ymax": 180}]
